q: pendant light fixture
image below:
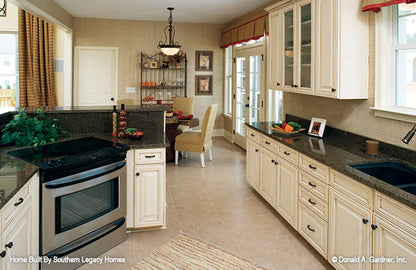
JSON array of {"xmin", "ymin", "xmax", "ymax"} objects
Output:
[{"xmin": 158, "ymin": 7, "xmax": 181, "ymax": 56}]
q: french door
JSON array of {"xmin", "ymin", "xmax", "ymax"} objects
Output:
[{"xmin": 233, "ymin": 45, "xmax": 265, "ymax": 149}]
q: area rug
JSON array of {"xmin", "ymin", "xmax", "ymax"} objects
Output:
[{"xmin": 130, "ymin": 232, "xmax": 268, "ymax": 270}]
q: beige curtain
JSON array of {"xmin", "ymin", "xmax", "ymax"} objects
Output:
[
  {"xmin": 220, "ymin": 11, "xmax": 268, "ymax": 49},
  {"xmin": 362, "ymin": 0, "xmax": 416, "ymax": 12},
  {"xmin": 18, "ymin": 9, "xmax": 57, "ymax": 107}
]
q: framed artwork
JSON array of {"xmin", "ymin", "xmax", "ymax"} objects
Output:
[
  {"xmin": 195, "ymin": 51, "xmax": 213, "ymax": 71},
  {"xmin": 308, "ymin": 118, "xmax": 326, "ymax": 137},
  {"xmin": 0, "ymin": 0, "xmax": 6, "ymax": 17},
  {"xmin": 195, "ymin": 75, "xmax": 213, "ymax": 95}
]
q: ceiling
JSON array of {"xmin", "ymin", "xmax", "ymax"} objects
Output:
[{"xmin": 54, "ymin": 0, "xmax": 273, "ymax": 24}]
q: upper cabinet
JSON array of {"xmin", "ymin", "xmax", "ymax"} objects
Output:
[{"xmin": 266, "ymin": 0, "xmax": 368, "ymax": 99}]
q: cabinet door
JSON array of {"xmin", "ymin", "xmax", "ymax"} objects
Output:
[
  {"xmin": 314, "ymin": 0, "xmax": 338, "ymax": 98},
  {"xmin": 1, "ymin": 203, "xmax": 33, "ymax": 270},
  {"xmin": 260, "ymin": 147, "xmax": 277, "ymax": 207},
  {"xmin": 275, "ymin": 158, "xmax": 298, "ymax": 229},
  {"xmin": 282, "ymin": 4, "xmax": 296, "ymax": 92},
  {"xmin": 246, "ymin": 140, "xmax": 260, "ymax": 191},
  {"xmin": 134, "ymin": 164, "xmax": 165, "ymax": 228},
  {"xmin": 328, "ymin": 189, "xmax": 372, "ymax": 270},
  {"xmin": 373, "ymin": 215, "xmax": 416, "ymax": 270},
  {"xmin": 268, "ymin": 10, "xmax": 283, "ymax": 89}
]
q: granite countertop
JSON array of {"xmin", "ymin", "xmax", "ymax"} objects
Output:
[
  {"xmin": 0, "ymin": 132, "xmax": 169, "ymax": 210},
  {"xmin": 247, "ymin": 121, "xmax": 416, "ymax": 210}
]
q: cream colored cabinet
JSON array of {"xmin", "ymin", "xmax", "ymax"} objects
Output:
[
  {"xmin": 259, "ymin": 146, "xmax": 278, "ymax": 206},
  {"xmin": 246, "ymin": 139, "xmax": 260, "ymax": 191},
  {"xmin": 268, "ymin": 10, "xmax": 283, "ymax": 89},
  {"xmin": 314, "ymin": 0, "xmax": 368, "ymax": 99},
  {"xmin": 1, "ymin": 174, "xmax": 39, "ymax": 270},
  {"xmin": 126, "ymin": 148, "xmax": 166, "ymax": 230},
  {"xmin": 275, "ymin": 158, "xmax": 298, "ymax": 229}
]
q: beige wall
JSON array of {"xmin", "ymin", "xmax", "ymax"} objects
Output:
[
  {"xmin": 53, "ymin": 27, "xmax": 65, "ymax": 106},
  {"xmin": 73, "ymin": 18, "xmax": 224, "ymax": 129},
  {"xmin": 284, "ymin": 13, "xmax": 415, "ymax": 150},
  {"xmin": 0, "ymin": 1, "xmax": 18, "ymax": 30}
]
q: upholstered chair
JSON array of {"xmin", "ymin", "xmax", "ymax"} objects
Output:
[
  {"xmin": 174, "ymin": 103, "xmax": 218, "ymax": 167},
  {"xmin": 172, "ymin": 97, "xmax": 194, "ymax": 134}
]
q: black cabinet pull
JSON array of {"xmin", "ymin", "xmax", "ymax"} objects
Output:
[
  {"xmin": 284, "ymin": 151, "xmax": 290, "ymax": 155},
  {"xmin": 294, "ymin": 84, "xmax": 298, "ymax": 88},
  {"xmin": 274, "ymin": 161, "xmax": 279, "ymax": 165},
  {"xmin": 251, "ymin": 134, "xmax": 255, "ymax": 137},
  {"xmin": 255, "ymin": 149, "xmax": 259, "ymax": 152},
  {"xmin": 0, "ymin": 250, "xmax": 6, "ymax": 258},
  {"xmin": 5, "ymin": 242, "xmax": 13, "ymax": 249},
  {"xmin": 308, "ymin": 199, "xmax": 316, "ymax": 205},
  {"xmin": 308, "ymin": 182, "xmax": 317, "ymax": 188},
  {"xmin": 307, "ymin": 225, "xmax": 315, "ymax": 232},
  {"xmin": 271, "ymin": 160, "xmax": 275, "ymax": 164},
  {"xmin": 277, "ymin": 82, "xmax": 281, "ymax": 86},
  {"xmin": 14, "ymin": 198, "xmax": 24, "ymax": 207},
  {"xmin": 371, "ymin": 224, "xmax": 378, "ymax": 230},
  {"xmin": 309, "ymin": 164, "xmax": 317, "ymax": 170},
  {"xmin": 136, "ymin": 172, "xmax": 140, "ymax": 176},
  {"xmin": 331, "ymin": 88, "xmax": 336, "ymax": 92},
  {"xmin": 362, "ymin": 218, "xmax": 369, "ymax": 224},
  {"xmin": 265, "ymin": 141, "xmax": 270, "ymax": 145},
  {"xmin": 145, "ymin": 155, "xmax": 156, "ymax": 158}
]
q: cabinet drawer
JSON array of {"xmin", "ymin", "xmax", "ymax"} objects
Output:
[
  {"xmin": 299, "ymin": 171, "xmax": 328, "ymax": 203},
  {"xmin": 299, "ymin": 154, "xmax": 329, "ymax": 183},
  {"xmin": 135, "ymin": 149, "xmax": 165, "ymax": 164},
  {"xmin": 298, "ymin": 202, "xmax": 328, "ymax": 258},
  {"xmin": 277, "ymin": 143, "xmax": 299, "ymax": 165},
  {"xmin": 299, "ymin": 187, "xmax": 328, "ymax": 221},
  {"xmin": 374, "ymin": 192, "xmax": 416, "ymax": 234},
  {"xmin": 247, "ymin": 128, "xmax": 260, "ymax": 144},
  {"xmin": 261, "ymin": 136, "xmax": 277, "ymax": 152},
  {"xmin": 2, "ymin": 182, "xmax": 31, "ymax": 229},
  {"xmin": 330, "ymin": 170, "xmax": 373, "ymax": 209}
]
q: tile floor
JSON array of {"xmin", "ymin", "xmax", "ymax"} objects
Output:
[{"xmin": 79, "ymin": 137, "xmax": 333, "ymax": 270}]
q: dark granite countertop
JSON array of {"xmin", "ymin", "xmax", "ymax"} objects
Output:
[
  {"xmin": 246, "ymin": 121, "xmax": 416, "ymax": 210},
  {"xmin": 0, "ymin": 132, "xmax": 169, "ymax": 210}
]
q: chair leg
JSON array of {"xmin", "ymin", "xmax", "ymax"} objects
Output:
[
  {"xmin": 200, "ymin": 152, "xmax": 205, "ymax": 167},
  {"xmin": 208, "ymin": 148, "xmax": 212, "ymax": 161},
  {"xmin": 175, "ymin": 151, "xmax": 179, "ymax": 165}
]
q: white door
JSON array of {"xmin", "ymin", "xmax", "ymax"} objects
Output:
[
  {"xmin": 74, "ymin": 47, "xmax": 118, "ymax": 106},
  {"xmin": 233, "ymin": 45, "xmax": 265, "ymax": 149}
]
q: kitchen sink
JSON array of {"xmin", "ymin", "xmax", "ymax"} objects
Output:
[{"xmin": 350, "ymin": 161, "xmax": 416, "ymax": 195}]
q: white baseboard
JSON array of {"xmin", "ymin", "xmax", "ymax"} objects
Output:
[{"xmin": 224, "ymin": 130, "xmax": 233, "ymax": 142}]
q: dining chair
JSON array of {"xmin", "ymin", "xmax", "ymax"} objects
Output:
[
  {"xmin": 174, "ymin": 103, "xmax": 218, "ymax": 167},
  {"xmin": 117, "ymin": 98, "xmax": 134, "ymax": 107},
  {"xmin": 172, "ymin": 97, "xmax": 194, "ymax": 133}
]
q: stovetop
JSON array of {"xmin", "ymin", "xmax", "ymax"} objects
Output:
[{"xmin": 8, "ymin": 137, "xmax": 130, "ymax": 181}]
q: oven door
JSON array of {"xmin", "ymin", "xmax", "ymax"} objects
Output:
[{"xmin": 41, "ymin": 160, "xmax": 126, "ymax": 255}]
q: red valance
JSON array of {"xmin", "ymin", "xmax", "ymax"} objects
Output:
[{"xmin": 362, "ymin": 0, "xmax": 416, "ymax": 13}]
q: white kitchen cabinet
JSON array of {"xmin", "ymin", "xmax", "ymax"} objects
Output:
[
  {"xmin": 268, "ymin": 10, "xmax": 283, "ymax": 89},
  {"xmin": 1, "ymin": 174, "xmax": 39, "ymax": 270},
  {"xmin": 246, "ymin": 139, "xmax": 260, "ymax": 191},
  {"xmin": 259, "ymin": 146, "xmax": 278, "ymax": 207},
  {"xmin": 328, "ymin": 189, "xmax": 372, "ymax": 270},
  {"xmin": 126, "ymin": 148, "xmax": 166, "ymax": 230},
  {"xmin": 275, "ymin": 158, "xmax": 298, "ymax": 229},
  {"xmin": 314, "ymin": 0, "xmax": 368, "ymax": 99}
]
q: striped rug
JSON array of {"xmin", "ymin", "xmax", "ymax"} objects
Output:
[{"xmin": 130, "ymin": 232, "xmax": 268, "ymax": 270}]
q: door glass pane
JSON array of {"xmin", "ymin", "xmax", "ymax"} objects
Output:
[
  {"xmin": 284, "ymin": 10, "xmax": 294, "ymax": 87},
  {"xmin": 395, "ymin": 49, "xmax": 416, "ymax": 108},
  {"xmin": 300, "ymin": 4, "xmax": 312, "ymax": 88},
  {"xmin": 55, "ymin": 178, "xmax": 119, "ymax": 234},
  {"xmin": 236, "ymin": 57, "xmax": 246, "ymax": 135},
  {"xmin": 249, "ymin": 55, "xmax": 261, "ymax": 123}
]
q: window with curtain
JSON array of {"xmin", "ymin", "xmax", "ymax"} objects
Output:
[
  {"xmin": 374, "ymin": 3, "xmax": 416, "ymax": 120},
  {"xmin": 0, "ymin": 32, "xmax": 18, "ymax": 107},
  {"xmin": 224, "ymin": 46, "xmax": 232, "ymax": 115}
]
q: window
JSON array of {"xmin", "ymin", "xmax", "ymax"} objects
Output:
[
  {"xmin": 0, "ymin": 32, "xmax": 18, "ymax": 107},
  {"xmin": 224, "ymin": 46, "xmax": 232, "ymax": 115},
  {"xmin": 374, "ymin": 3, "xmax": 416, "ymax": 120}
]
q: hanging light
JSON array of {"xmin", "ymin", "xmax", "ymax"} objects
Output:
[{"xmin": 158, "ymin": 7, "xmax": 181, "ymax": 56}]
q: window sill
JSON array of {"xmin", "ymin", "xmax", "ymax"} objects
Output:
[
  {"xmin": 222, "ymin": 113, "xmax": 232, "ymax": 120},
  {"xmin": 370, "ymin": 107, "xmax": 416, "ymax": 123}
]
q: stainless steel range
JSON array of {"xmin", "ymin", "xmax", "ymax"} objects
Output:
[{"xmin": 9, "ymin": 137, "xmax": 130, "ymax": 270}]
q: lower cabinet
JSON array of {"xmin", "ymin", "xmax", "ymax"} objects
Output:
[
  {"xmin": 0, "ymin": 174, "xmax": 39, "ymax": 270},
  {"xmin": 126, "ymin": 148, "xmax": 166, "ymax": 230},
  {"xmin": 259, "ymin": 146, "xmax": 278, "ymax": 206},
  {"xmin": 246, "ymin": 139, "xmax": 260, "ymax": 191},
  {"xmin": 276, "ymin": 158, "xmax": 298, "ymax": 229}
]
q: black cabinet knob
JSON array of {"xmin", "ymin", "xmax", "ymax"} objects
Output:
[
  {"xmin": 255, "ymin": 149, "xmax": 259, "ymax": 152},
  {"xmin": 136, "ymin": 172, "xmax": 140, "ymax": 176},
  {"xmin": 284, "ymin": 151, "xmax": 290, "ymax": 155},
  {"xmin": 271, "ymin": 160, "xmax": 275, "ymax": 163},
  {"xmin": 331, "ymin": 88, "xmax": 336, "ymax": 92},
  {"xmin": 0, "ymin": 250, "xmax": 6, "ymax": 258},
  {"xmin": 362, "ymin": 218, "xmax": 369, "ymax": 224},
  {"xmin": 274, "ymin": 161, "xmax": 279, "ymax": 165},
  {"xmin": 5, "ymin": 242, "xmax": 12, "ymax": 249},
  {"xmin": 371, "ymin": 224, "xmax": 378, "ymax": 230},
  {"xmin": 277, "ymin": 82, "xmax": 281, "ymax": 86}
]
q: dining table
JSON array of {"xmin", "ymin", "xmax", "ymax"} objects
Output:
[{"xmin": 165, "ymin": 116, "xmax": 199, "ymax": 162}]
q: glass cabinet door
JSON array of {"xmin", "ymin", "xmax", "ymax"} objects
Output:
[
  {"xmin": 284, "ymin": 8, "xmax": 294, "ymax": 88},
  {"xmin": 299, "ymin": 3, "xmax": 312, "ymax": 89}
]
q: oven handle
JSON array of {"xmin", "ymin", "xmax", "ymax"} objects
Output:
[
  {"xmin": 44, "ymin": 217, "xmax": 125, "ymax": 258},
  {"xmin": 44, "ymin": 161, "xmax": 125, "ymax": 189}
]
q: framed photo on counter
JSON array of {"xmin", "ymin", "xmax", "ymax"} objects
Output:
[{"xmin": 308, "ymin": 118, "xmax": 326, "ymax": 137}]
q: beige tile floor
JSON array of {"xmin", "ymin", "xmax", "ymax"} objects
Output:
[{"xmin": 79, "ymin": 137, "xmax": 333, "ymax": 270}]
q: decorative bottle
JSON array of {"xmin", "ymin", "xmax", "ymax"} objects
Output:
[
  {"xmin": 118, "ymin": 104, "xmax": 127, "ymax": 138},
  {"xmin": 112, "ymin": 105, "xmax": 117, "ymax": 137}
]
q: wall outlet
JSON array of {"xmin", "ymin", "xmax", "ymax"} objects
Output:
[{"xmin": 126, "ymin": 87, "xmax": 136, "ymax": 93}]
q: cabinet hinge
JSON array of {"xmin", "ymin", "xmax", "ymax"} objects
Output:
[
  {"xmin": 233, "ymin": 94, "xmax": 236, "ymax": 99},
  {"xmin": 261, "ymin": 54, "xmax": 264, "ymax": 61},
  {"xmin": 261, "ymin": 101, "xmax": 264, "ymax": 107}
]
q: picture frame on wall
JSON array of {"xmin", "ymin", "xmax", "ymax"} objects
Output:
[
  {"xmin": 195, "ymin": 75, "xmax": 213, "ymax": 95},
  {"xmin": 308, "ymin": 118, "xmax": 326, "ymax": 137},
  {"xmin": 195, "ymin": 51, "xmax": 213, "ymax": 71},
  {"xmin": 0, "ymin": 0, "xmax": 7, "ymax": 17}
]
